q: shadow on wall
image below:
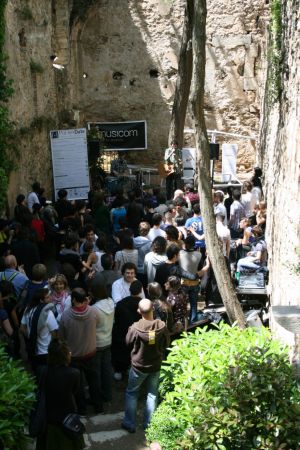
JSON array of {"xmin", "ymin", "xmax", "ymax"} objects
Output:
[{"xmin": 68, "ymin": 0, "xmax": 179, "ymax": 166}]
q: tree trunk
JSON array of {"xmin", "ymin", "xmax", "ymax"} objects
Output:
[
  {"xmin": 189, "ymin": 0, "xmax": 246, "ymax": 328},
  {"xmin": 168, "ymin": 0, "xmax": 193, "ymax": 148}
]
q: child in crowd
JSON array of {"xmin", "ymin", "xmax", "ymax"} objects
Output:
[
  {"xmin": 148, "ymin": 281, "xmax": 173, "ymax": 333},
  {"xmin": 49, "ymin": 274, "xmax": 71, "ymax": 322}
]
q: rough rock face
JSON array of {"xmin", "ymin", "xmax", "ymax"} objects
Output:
[
  {"xmin": 4, "ymin": 0, "xmax": 56, "ymax": 205},
  {"xmin": 259, "ymin": 0, "xmax": 300, "ymax": 307},
  {"xmin": 5, "ymin": 0, "xmax": 267, "ymax": 205}
]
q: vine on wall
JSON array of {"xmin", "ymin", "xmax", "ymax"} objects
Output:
[
  {"xmin": 0, "ymin": 0, "xmax": 15, "ymax": 215},
  {"xmin": 267, "ymin": 0, "xmax": 283, "ymax": 103}
]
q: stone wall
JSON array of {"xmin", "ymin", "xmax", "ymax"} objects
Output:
[
  {"xmin": 5, "ymin": 0, "xmax": 268, "ymax": 206},
  {"xmin": 5, "ymin": 0, "xmax": 57, "ymax": 206},
  {"xmin": 259, "ymin": 0, "xmax": 300, "ymax": 307}
]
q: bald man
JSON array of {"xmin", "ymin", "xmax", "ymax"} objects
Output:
[
  {"xmin": 0, "ymin": 255, "xmax": 28, "ymax": 298},
  {"xmin": 121, "ymin": 298, "xmax": 169, "ymax": 433}
]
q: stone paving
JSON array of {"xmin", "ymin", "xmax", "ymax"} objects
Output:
[
  {"xmin": 28, "ymin": 376, "xmax": 149, "ymax": 450},
  {"xmin": 81, "ymin": 376, "xmax": 149, "ymax": 450}
]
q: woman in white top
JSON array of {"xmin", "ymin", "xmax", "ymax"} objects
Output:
[
  {"xmin": 250, "ymin": 167, "xmax": 263, "ymax": 211},
  {"xmin": 241, "ymin": 181, "xmax": 253, "ymax": 218},
  {"xmin": 114, "ymin": 235, "xmax": 138, "ymax": 272},
  {"xmin": 49, "ymin": 274, "xmax": 71, "ymax": 323},
  {"xmin": 216, "ymin": 215, "xmax": 231, "ymax": 258}
]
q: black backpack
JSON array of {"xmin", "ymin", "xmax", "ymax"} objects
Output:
[{"xmin": 26, "ymin": 304, "xmax": 47, "ymax": 358}]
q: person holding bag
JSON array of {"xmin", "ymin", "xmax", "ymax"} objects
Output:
[{"xmin": 35, "ymin": 338, "xmax": 85, "ymax": 450}]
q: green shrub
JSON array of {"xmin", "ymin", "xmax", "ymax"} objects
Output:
[
  {"xmin": 267, "ymin": 0, "xmax": 283, "ymax": 103},
  {"xmin": 0, "ymin": 345, "xmax": 36, "ymax": 449},
  {"xmin": 146, "ymin": 404, "xmax": 184, "ymax": 450},
  {"xmin": 146, "ymin": 323, "xmax": 300, "ymax": 450}
]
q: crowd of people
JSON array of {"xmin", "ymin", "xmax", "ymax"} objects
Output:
[{"xmin": 0, "ymin": 166, "xmax": 267, "ymax": 447}]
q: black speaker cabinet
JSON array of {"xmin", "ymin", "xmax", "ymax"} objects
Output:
[{"xmin": 209, "ymin": 143, "xmax": 220, "ymax": 160}]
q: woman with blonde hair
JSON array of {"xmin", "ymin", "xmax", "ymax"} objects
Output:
[{"xmin": 49, "ymin": 274, "xmax": 71, "ymax": 322}]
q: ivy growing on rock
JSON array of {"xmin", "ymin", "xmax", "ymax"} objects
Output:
[
  {"xmin": 0, "ymin": 0, "xmax": 14, "ymax": 214},
  {"xmin": 267, "ymin": 0, "xmax": 283, "ymax": 103}
]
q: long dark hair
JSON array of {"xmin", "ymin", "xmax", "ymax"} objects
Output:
[
  {"xmin": 152, "ymin": 236, "xmax": 167, "ymax": 255},
  {"xmin": 47, "ymin": 338, "xmax": 70, "ymax": 366}
]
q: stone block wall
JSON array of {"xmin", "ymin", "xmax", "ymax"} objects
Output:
[
  {"xmin": 205, "ymin": 0, "xmax": 268, "ymax": 171},
  {"xmin": 5, "ymin": 0, "xmax": 268, "ymax": 206},
  {"xmin": 5, "ymin": 0, "xmax": 56, "ymax": 206},
  {"xmin": 259, "ymin": 0, "xmax": 300, "ymax": 307}
]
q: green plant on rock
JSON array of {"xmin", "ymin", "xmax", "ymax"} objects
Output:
[
  {"xmin": 147, "ymin": 323, "xmax": 300, "ymax": 450},
  {"xmin": 30, "ymin": 59, "xmax": 44, "ymax": 74},
  {"xmin": 0, "ymin": 0, "xmax": 15, "ymax": 215},
  {"xmin": 0, "ymin": 345, "xmax": 36, "ymax": 449},
  {"xmin": 267, "ymin": 0, "xmax": 283, "ymax": 103}
]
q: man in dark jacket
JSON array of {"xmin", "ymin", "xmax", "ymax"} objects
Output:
[
  {"xmin": 122, "ymin": 298, "xmax": 169, "ymax": 433},
  {"xmin": 154, "ymin": 244, "xmax": 198, "ymax": 296},
  {"xmin": 111, "ymin": 280, "xmax": 143, "ymax": 380}
]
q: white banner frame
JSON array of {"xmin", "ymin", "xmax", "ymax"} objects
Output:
[{"xmin": 50, "ymin": 128, "xmax": 90, "ymax": 201}]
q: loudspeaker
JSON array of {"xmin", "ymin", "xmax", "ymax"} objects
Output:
[{"xmin": 209, "ymin": 143, "xmax": 220, "ymax": 160}]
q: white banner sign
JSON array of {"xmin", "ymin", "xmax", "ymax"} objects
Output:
[
  {"xmin": 182, "ymin": 147, "xmax": 196, "ymax": 182},
  {"xmin": 50, "ymin": 128, "xmax": 90, "ymax": 200},
  {"xmin": 222, "ymin": 143, "xmax": 238, "ymax": 182}
]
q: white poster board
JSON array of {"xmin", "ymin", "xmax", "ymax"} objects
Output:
[
  {"xmin": 182, "ymin": 147, "xmax": 196, "ymax": 183},
  {"xmin": 50, "ymin": 128, "xmax": 90, "ymax": 200},
  {"xmin": 222, "ymin": 143, "xmax": 238, "ymax": 182}
]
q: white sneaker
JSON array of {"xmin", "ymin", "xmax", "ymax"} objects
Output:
[{"xmin": 114, "ymin": 372, "xmax": 122, "ymax": 381}]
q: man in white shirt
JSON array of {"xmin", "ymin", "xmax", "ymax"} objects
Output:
[
  {"xmin": 27, "ymin": 181, "xmax": 41, "ymax": 212},
  {"xmin": 147, "ymin": 213, "xmax": 166, "ymax": 241},
  {"xmin": 111, "ymin": 262, "xmax": 145, "ymax": 305}
]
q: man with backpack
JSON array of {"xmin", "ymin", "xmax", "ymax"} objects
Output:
[
  {"xmin": 122, "ymin": 298, "xmax": 169, "ymax": 433},
  {"xmin": 0, "ymin": 255, "xmax": 28, "ymax": 298}
]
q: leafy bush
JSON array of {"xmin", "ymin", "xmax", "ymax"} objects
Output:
[
  {"xmin": 0, "ymin": 345, "xmax": 36, "ymax": 449},
  {"xmin": 146, "ymin": 323, "xmax": 300, "ymax": 450}
]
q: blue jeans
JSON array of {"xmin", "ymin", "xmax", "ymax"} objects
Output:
[
  {"xmin": 183, "ymin": 285, "xmax": 199, "ymax": 323},
  {"xmin": 237, "ymin": 257, "xmax": 260, "ymax": 272},
  {"xmin": 123, "ymin": 367, "xmax": 160, "ymax": 430}
]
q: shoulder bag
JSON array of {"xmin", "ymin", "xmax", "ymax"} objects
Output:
[{"xmin": 62, "ymin": 413, "xmax": 85, "ymax": 439}]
